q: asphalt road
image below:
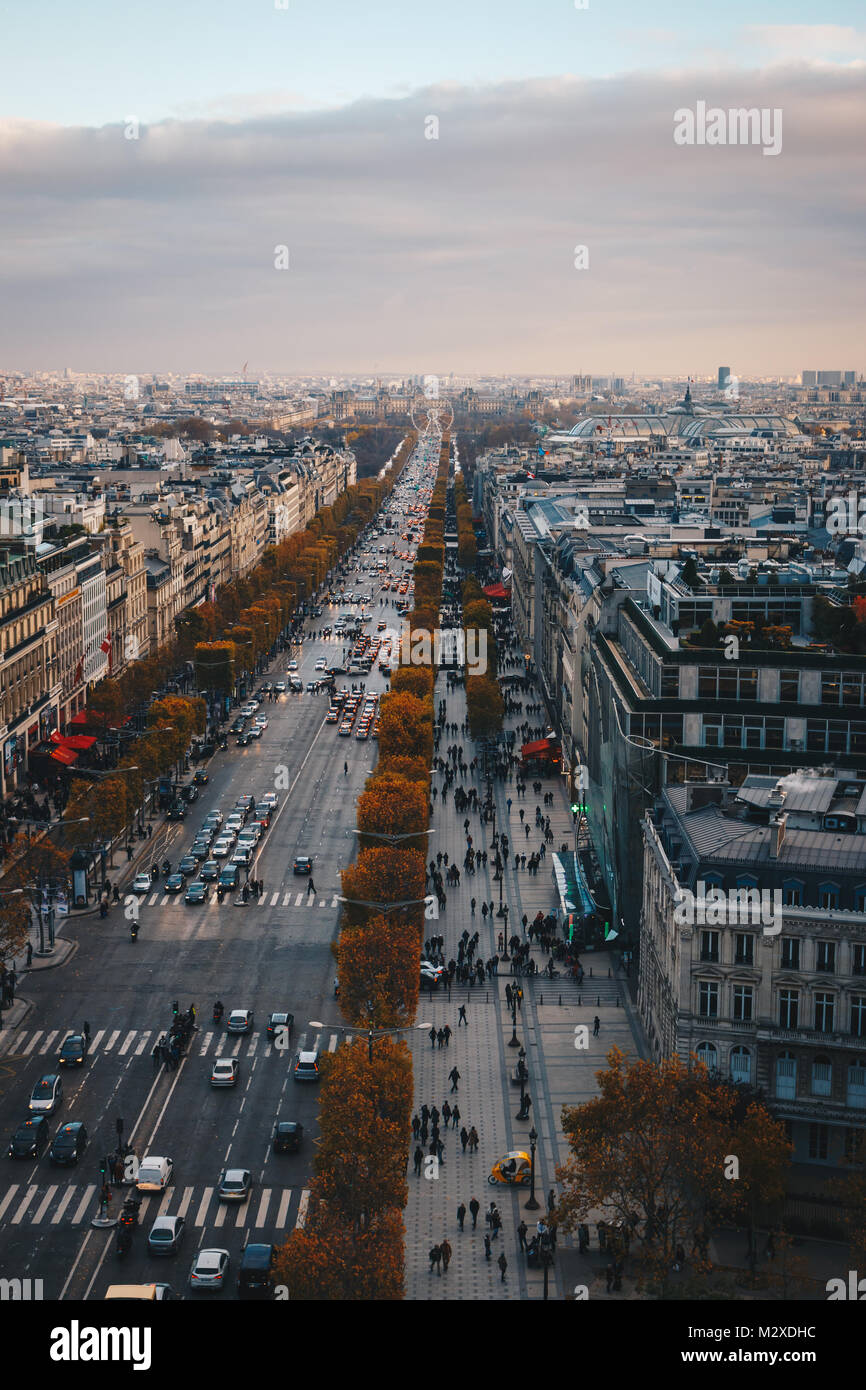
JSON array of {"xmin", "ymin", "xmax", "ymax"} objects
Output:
[{"xmin": 0, "ymin": 435, "xmax": 441, "ymax": 1300}]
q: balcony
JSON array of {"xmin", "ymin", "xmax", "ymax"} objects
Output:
[{"xmin": 758, "ymin": 1025, "xmax": 865, "ymax": 1050}]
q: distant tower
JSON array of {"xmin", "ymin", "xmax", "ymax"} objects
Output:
[{"xmin": 717, "ymin": 367, "xmax": 730, "ymax": 391}]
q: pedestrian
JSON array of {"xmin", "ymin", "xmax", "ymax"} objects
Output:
[
  {"xmin": 457, "ymin": 1202, "xmax": 466, "ymax": 1232},
  {"xmin": 498, "ymin": 1252, "xmax": 508, "ymax": 1282},
  {"xmin": 484, "ymin": 1233, "xmax": 492, "ymax": 1262},
  {"xmin": 491, "ymin": 1208, "xmax": 502, "ymax": 1240},
  {"xmin": 449, "ymin": 1066, "xmax": 460, "ymax": 1093},
  {"xmin": 429, "ymin": 1026, "xmax": 437, "ymax": 1049},
  {"xmin": 470, "ymin": 1197, "xmax": 480, "ymax": 1229},
  {"xmin": 307, "ymin": 877, "xmax": 316, "ymax": 895},
  {"xmin": 460, "ymin": 1126, "xmax": 469, "ymax": 1153},
  {"xmin": 25, "ymin": 941, "xmax": 33, "ymax": 968},
  {"xmin": 442, "ymin": 1100, "xmax": 452, "ymax": 1127},
  {"xmin": 429, "ymin": 1244, "xmax": 442, "ymax": 1276},
  {"xmin": 152, "ymin": 1039, "xmax": 162, "ymax": 1072},
  {"xmin": 443, "ymin": 1024, "xmax": 452, "ymax": 1046},
  {"xmin": 606, "ymin": 1262, "xmax": 615, "ymax": 1293},
  {"xmin": 451, "ymin": 1104, "xmax": 460, "ymax": 1129},
  {"xmin": 440, "ymin": 1238, "xmax": 452, "ymax": 1272},
  {"xmin": 412, "ymin": 1112, "xmax": 421, "ymax": 1139},
  {"xmin": 458, "ymin": 1004, "xmax": 467, "ymax": 1026},
  {"xmin": 468, "ymin": 1126, "xmax": 479, "ymax": 1151},
  {"xmin": 593, "ymin": 1015, "xmax": 600, "ymax": 1037},
  {"xmin": 548, "ymin": 1188, "xmax": 556, "ymax": 1214},
  {"xmin": 413, "ymin": 1145, "xmax": 424, "ymax": 1176}
]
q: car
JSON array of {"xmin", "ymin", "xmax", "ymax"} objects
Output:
[
  {"xmin": 185, "ymin": 880, "xmax": 208, "ymax": 904},
  {"xmin": 235, "ymin": 795, "xmax": 254, "ymax": 811},
  {"xmin": 225, "ymin": 813, "xmax": 244, "ymax": 830},
  {"xmin": 246, "ymin": 699, "xmax": 260, "ymax": 712},
  {"xmin": 315, "ymin": 658, "xmax": 327, "ymax": 670},
  {"xmin": 236, "ymin": 830, "xmax": 258, "ymax": 850},
  {"xmin": 260, "ymin": 792, "xmax": 278, "ymax": 809},
  {"xmin": 190, "ymin": 841, "xmax": 210, "ymax": 861},
  {"xmin": 8, "ymin": 1116, "xmax": 49, "ymax": 1158},
  {"xmin": 266, "ymin": 1011, "xmax": 294, "ymax": 1044},
  {"xmin": 181, "ymin": 784, "xmax": 199, "ymax": 804},
  {"xmin": 287, "ymin": 660, "xmax": 298, "ymax": 671},
  {"xmin": 58, "ymin": 1034, "xmax": 88, "ymax": 1068},
  {"xmin": 49, "ymin": 1120, "xmax": 87, "ymax": 1166},
  {"xmin": 272, "ymin": 1121, "xmax": 303, "ymax": 1154},
  {"xmin": 288, "ymin": 677, "xmax": 303, "ymax": 693},
  {"xmin": 136, "ymin": 1155, "xmax": 173, "ymax": 1192},
  {"xmin": 237, "ymin": 1243, "xmax": 276, "ymax": 1300},
  {"xmin": 193, "ymin": 770, "xmax": 209, "ymax": 786},
  {"xmin": 227, "ymin": 1008, "xmax": 253, "ymax": 1035},
  {"xmin": 204, "ymin": 811, "xmax": 223, "ymax": 829},
  {"xmin": 199, "ymin": 860, "xmax": 220, "ymax": 882},
  {"xmin": 236, "ymin": 732, "xmax": 253, "ymax": 746},
  {"xmin": 29, "ymin": 1074, "xmax": 63, "ymax": 1115},
  {"xmin": 232, "ymin": 847, "xmax": 252, "ymax": 867},
  {"xmin": 211, "ymin": 1057, "xmax": 239, "ymax": 1088},
  {"xmin": 292, "ymin": 855, "xmax": 312, "ymax": 876},
  {"xmin": 327, "ymin": 664, "xmax": 346, "ymax": 676},
  {"xmin": 211, "ymin": 840, "xmax": 232, "ymax": 859},
  {"xmin": 165, "ymin": 803, "xmax": 187, "ymax": 822},
  {"xmin": 196, "ymin": 827, "xmax": 215, "ymax": 845},
  {"xmin": 219, "ymin": 866, "xmax": 239, "ymax": 891},
  {"xmin": 131, "ymin": 873, "xmax": 152, "ymax": 896},
  {"xmin": 217, "ymin": 1168, "xmax": 252, "ymax": 1202},
  {"xmin": 253, "ymin": 716, "xmax": 268, "ymax": 730},
  {"xmin": 259, "ymin": 682, "xmax": 272, "ymax": 694},
  {"xmin": 325, "ymin": 707, "xmax": 339, "ymax": 723},
  {"xmin": 274, "ymin": 681, "xmax": 287, "ymax": 693},
  {"xmin": 164, "ymin": 873, "xmax": 184, "ymax": 894},
  {"xmin": 248, "ymin": 726, "xmax": 263, "ymax": 740},
  {"xmin": 178, "ymin": 855, "xmax": 198, "ymax": 877},
  {"xmin": 147, "ymin": 1214, "xmax": 186, "ymax": 1256},
  {"xmin": 230, "ymin": 718, "xmax": 246, "ymax": 734},
  {"xmin": 189, "ymin": 1248, "xmax": 229, "ymax": 1292},
  {"xmin": 293, "ymin": 1050, "xmax": 320, "ymax": 1082},
  {"xmin": 306, "ymin": 681, "xmax": 320, "ymax": 693}
]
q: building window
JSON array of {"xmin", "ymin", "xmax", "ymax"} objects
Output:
[
  {"xmin": 779, "ymin": 670, "xmax": 799, "ymax": 702},
  {"xmin": 698, "ymin": 981, "xmax": 719, "ymax": 1018},
  {"xmin": 851, "ymin": 996, "xmax": 866, "ymax": 1038},
  {"xmin": 816, "ymin": 940, "xmax": 837, "ymax": 973},
  {"xmin": 780, "ymin": 937, "xmax": 801, "ymax": 969},
  {"xmin": 847, "ymin": 1067, "xmax": 866, "ymax": 1112},
  {"xmin": 696, "ymin": 1041, "xmax": 718, "ymax": 1072},
  {"xmin": 808, "ymin": 1124, "xmax": 829, "ymax": 1160},
  {"xmin": 700, "ymin": 931, "xmax": 719, "ymax": 963},
  {"xmin": 814, "ymin": 993, "xmax": 836, "ymax": 1033},
  {"xmin": 779, "ymin": 990, "xmax": 799, "ymax": 1029},
  {"xmin": 730, "ymin": 1046, "xmax": 752, "ymax": 1084},
  {"xmin": 854, "ymin": 944, "xmax": 866, "ymax": 977},
  {"xmin": 818, "ymin": 883, "xmax": 840, "ymax": 911},
  {"xmin": 733, "ymin": 985, "xmax": 753, "ymax": 1021},
  {"xmin": 782, "ymin": 881, "xmax": 803, "ymax": 908},
  {"xmin": 811, "ymin": 1057, "xmax": 832, "ymax": 1097},
  {"xmin": 660, "ymin": 666, "xmax": 679, "ymax": 698},
  {"xmin": 734, "ymin": 933, "xmax": 754, "ymax": 966},
  {"xmin": 775, "ymin": 1052, "xmax": 797, "ymax": 1100}
]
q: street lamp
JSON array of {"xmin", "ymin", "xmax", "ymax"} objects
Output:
[
  {"xmin": 309, "ymin": 1018, "xmax": 430, "ymax": 1063},
  {"xmin": 525, "ymin": 1125, "xmax": 540, "ymax": 1211}
]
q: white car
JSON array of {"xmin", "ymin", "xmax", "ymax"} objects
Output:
[
  {"xmin": 131, "ymin": 873, "xmax": 152, "ymax": 896},
  {"xmin": 315, "ymin": 658, "xmax": 327, "ymax": 670},
  {"xmin": 136, "ymin": 1155, "xmax": 174, "ymax": 1192},
  {"xmin": 287, "ymin": 660, "xmax": 298, "ymax": 671},
  {"xmin": 211, "ymin": 1058, "xmax": 239, "ymax": 1088},
  {"xmin": 260, "ymin": 792, "xmax": 278, "ymax": 809},
  {"xmin": 274, "ymin": 681, "xmax": 287, "ymax": 693},
  {"xmin": 189, "ymin": 1248, "xmax": 229, "ymax": 1292},
  {"xmin": 211, "ymin": 839, "xmax": 233, "ymax": 859},
  {"xmin": 253, "ymin": 716, "xmax": 268, "ymax": 730}
]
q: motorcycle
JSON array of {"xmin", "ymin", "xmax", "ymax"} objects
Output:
[
  {"xmin": 150, "ymin": 864, "xmax": 159, "ymax": 881},
  {"xmin": 213, "ymin": 1002, "xmax": 224, "ymax": 1024},
  {"xmin": 116, "ymin": 1226, "xmax": 132, "ymax": 1256},
  {"xmin": 120, "ymin": 1196, "xmax": 141, "ymax": 1228},
  {"xmin": 130, "ymin": 923, "xmax": 139, "ymax": 941},
  {"xmin": 162, "ymin": 860, "xmax": 171, "ymax": 877}
]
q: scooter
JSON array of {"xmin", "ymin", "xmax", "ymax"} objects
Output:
[
  {"xmin": 213, "ymin": 1002, "xmax": 224, "ymax": 1024},
  {"xmin": 130, "ymin": 922, "xmax": 139, "ymax": 941}
]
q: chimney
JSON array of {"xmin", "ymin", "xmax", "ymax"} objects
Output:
[{"xmin": 769, "ymin": 812, "xmax": 787, "ymax": 860}]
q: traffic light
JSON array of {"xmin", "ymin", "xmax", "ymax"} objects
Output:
[{"xmin": 172, "ymin": 999, "xmax": 178, "ymax": 1017}]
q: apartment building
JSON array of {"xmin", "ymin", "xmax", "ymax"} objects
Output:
[{"xmin": 0, "ymin": 548, "xmax": 60, "ymax": 795}]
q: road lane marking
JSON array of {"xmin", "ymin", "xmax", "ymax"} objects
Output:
[
  {"xmin": 200, "ymin": 1032, "xmax": 214, "ymax": 1055},
  {"xmin": 22, "ymin": 1032, "xmax": 43, "ymax": 1055},
  {"xmin": 105, "ymin": 1030, "xmax": 120, "ymax": 1051},
  {"xmin": 282, "ymin": 892, "xmax": 291, "ymax": 906},
  {"xmin": 255, "ymin": 1190, "xmax": 271, "ymax": 1227},
  {"xmin": 296, "ymin": 1189, "xmax": 310, "ymax": 1229},
  {"xmin": 33, "ymin": 1184, "xmax": 58, "ymax": 1224},
  {"xmin": 157, "ymin": 1190, "xmax": 172, "ymax": 1217},
  {"xmin": 328, "ymin": 1034, "xmax": 338, "ymax": 1052},
  {"xmin": 194, "ymin": 1188, "xmax": 213, "ymax": 1226},
  {"xmin": 135, "ymin": 1032, "xmax": 152, "ymax": 1055},
  {"xmin": 0, "ymin": 1185, "xmax": 21, "ymax": 1221},
  {"xmin": 71, "ymin": 1185, "xmax": 95, "ymax": 1223},
  {"xmin": 90, "ymin": 1030, "xmax": 105, "ymax": 1051},
  {"xmin": 38, "ymin": 1030, "xmax": 59, "ymax": 1054},
  {"xmin": 270, "ymin": 892, "xmax": 279, "ymax": 905},
  {"xmin": 11, "ymin": 1185, "xmax": 38, "ymax": 1223},
  {"xmin": 177, "ymin": 1186, "xmax": 194, "ymax": 1219},
  {"xmin": 119, "ymin": 1030, "xmax": 137, "ymax": 1055},
  {"xmin": 295, "ymin": 892, "xmax": 304, "ymax": 906},
  {"xmin": 235, "ymin": 1201, "xmax": 247, "ymax": 1228},
  {"xmin": 275, "ymin": 1189, "xmax": 292, "ymax": 1227},
  {"xmin": 213, "ymin": 1201, "xmax": 227, "ymax": 1228},
  {"xmin": 51, "ymin": 1186, "xmax": 75, "ymax": 1224}
]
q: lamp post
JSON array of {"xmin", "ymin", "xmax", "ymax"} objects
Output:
[
  {"xmin": 525, "ymin": 1125, "xmax": 540, "ymax": 1210},
  {"xmin": 507, "ymin": 994, "xmax": 521, "ymax": 1048},
  {"xmin": 309, "ymin": 1018, "xmax": 430, "ymax": 1064}
]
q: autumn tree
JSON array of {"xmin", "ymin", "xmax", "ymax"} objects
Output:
[
  {"xmin": 336, "ymin": 916, "xmax": 421, "ymax": 1028},
  {"xmin": 274, "ymin": 1206, "xmax": 404, "ymax": 1301},
  {"xmin": 194, "ymin": 641, "xmax": 235, "ymax": 695},
  {"xmin": 340, "ymin": 845, "xmax": 426, "ymax": 927},
  {"xmin": 357, "ymin": 772, "xmax": 428, "ymax": 850},
  {"xmin": 465, "ymin": 675, "xmax": 504, "ymax": 738},
  {"xmin": 378, "ymin": 691, "xmax": 433, "ymax": 764}
]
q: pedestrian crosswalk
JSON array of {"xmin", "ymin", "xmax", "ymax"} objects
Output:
[
  {"xmin": 0, "ymin": 1179, "xmax": 312, "ymax": 1231},
  {"xmin": 141, "ymin": 891, "xmax": 341, "ymax": 910},
  {"xmin": 0, "ymin": 1027, "xmax": 348, "ymax": 1061}
]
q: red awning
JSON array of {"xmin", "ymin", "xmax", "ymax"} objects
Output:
[
  {"xmin": 521, "ymin": 738, "xmax": 552, "ymax": 758},
  {"xmin": 51, "ymin": 731, "xmax": 98, "ymax": 750},
  {"xmin": 50, "ymin": 746, "xmax": 79, "ymax": 765},
  {"xmin": 483, "ymin": 583, "xmax": 511, "ymax": 600},
  {"xmin": 69, "ymin": 710, "xmax": 90, "ymax": 726}
]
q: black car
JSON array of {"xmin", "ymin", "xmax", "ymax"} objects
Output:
[
  {"xmin": 49, "ymin": 1121, "xmax": 87, "ymax": 1166},
  {"xmin": 237, "ymin": 1243, "xmax": 275, "ymax": 1300},
  {"xmin": 164, "ymin": 873, "xmax": 185, "ymax": 894},
  {"xmin": 8, "ymin": 1116, "xmax": 49, "ymax": 1158},
  {"xmin": 236, "ymin": 733, "xmax": 253, "ymax": 747},
  {"xmin": 266, "ymin": 1012, "xmax": 294, "ymax": 1043},
  {"xmin": 58, "ymin": 1034, "xmax": 88, "ymax": 1068},
  {"xmin": 178, "ymin": 855, "xmax": 198, "ymax": 877},
  {"xmin": 230, "ymin": 718, "xmax": 246, "ymax": 734},
  {"xmin": 165, "ymin": 803, "xmax": 187, "ymax": 822},
  {"xmin": 193, "ymin": 771, "xmax": 209, "ymax": 786},
  {"xmin": 181, "ymin": 784, "xmax": 199, "ymax": 804},
  {"xmin": 272, "ymin": 1121, "xmax": 303, "ymax": 1154}
]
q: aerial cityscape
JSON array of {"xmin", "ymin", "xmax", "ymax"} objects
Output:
[{"xmin": 0, "ymin": 0, "xmax": 863, "ymax": 1360}]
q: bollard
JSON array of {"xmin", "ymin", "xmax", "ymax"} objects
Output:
[
  {"xmin": 589, "ymin": 967, "xmax": 593, "ymax": 977},
  {"xmin": 597, "ymin": 996, "xmax": 600, "ymax": 1007},
  {"xmin": 558, "ymin": 995, "xmax": 562, "ymax": 1007},
  {"xmin": 540, "ymin": 994, "xmax": 543, "ymax": 1006},
  {"xmin": 608, "ymin": 968, "xmax": 611, "ymax": 979},
  {"xmin": 578, "ymin": 994, "xmax": 581, "ymax": 1006}
]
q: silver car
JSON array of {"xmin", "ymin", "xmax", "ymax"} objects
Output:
[
  {"xmin": 29, "ymin": 1074, "xmax": 63, "ymax": 1115},
  {"xmin": 189, "ymin": 1248, "xmax": 229, "ymax": 1291}
]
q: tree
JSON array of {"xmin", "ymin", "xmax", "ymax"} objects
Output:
[
  {"xmin": 336, "ymin": 916, "xmax": 421, "ymax": 1028},
  {"xmin": 389, "ymin": 667, "xmax": 434, "ymax": 701},
  {"xmin": 377, "ymin": 754, "xmax": 430, "ymax": 788},
  {"xmin": 340, "ymin": 846, "xmax": 426, "ymax": 927},
  {"xmin": 357, "ymin": 773, "xmax": 428, "ymax": 848},
  {"xmin": 2, "ymin": 840, "xmax": 71, "ymax": 957},
  {"xmin": 378, "ymin": 692, "xmax": 433, "ymax": 764},
  {"xmin": 194, "ymin": 641, "xmax": 235, "ymax": 694},
  {"xmin": 465, "ymin": 675, "xmax": 504, "ymax": 739},
  {"xmin": 274, "ymin": 1206, "xmax": 404, "ymax": 1301}
]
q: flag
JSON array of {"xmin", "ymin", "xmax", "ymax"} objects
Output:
[
  {"xmin": 101, "ymin": 634, "xmax": 112, "ymax": 655},
  {"xmin": 74, "ymin": 660, "xmax": 84, "ymax": 684}
]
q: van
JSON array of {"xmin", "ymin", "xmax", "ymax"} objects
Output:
[
  {"xmin": 104, "ymin": 1284, "xmax": 158, "ymax": 1301},
  {"xmin": 237, "ymin": 1243, "xmax": 276, "ymax": 1300}
]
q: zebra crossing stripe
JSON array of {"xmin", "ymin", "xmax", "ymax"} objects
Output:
[
  {"xmin": 148, "ymin": 893, "xmax": 159, "ymax": 906},
  {"xmin": 72, "ymin": 1185, "xmax": 95, "ymax": 1224},
  {"xmin": 90, "ymin": 1030, "xmax": 106, "ymax": 1051},
  {"xmin": 296, "ymin": 1190, "xmax": 310, "ymax": 1229},
  {"xmin": 247, "ymin": 1033, "xmax": 259, "ymax": 1056},
  {"xmin": 33, "ymin": 1185, "xmax": 58, "ymax": 1224},
  {"xmin": 213, "ymin": 1201, "xmax": 228, "ymax": 1229},
  {"xmin": 282, "ymin": 893, "xmax": 291, "ymax": 906},
  {"xmin": 328, "ymin": 1034, "xmax": 338, "ymax": 1053},
  {"xmin": 0, "ymin": 1186, "xmax": 20, "ymax": 1223},
  {"xmin": 270, "ymin": 892, "xmax": 279, "ymax": 906},
  {"xmin": 176, "ymin": 1186, "xmax": 194, "ymax": 1220},
  {"xmin": 106, "ymin": 1030, "xmax": 121, "ymax": 1051},
  {"xmin": 22, "ymin": 1032, "xmax": 43, "ymax": 1055},
  {"xmin": 195, "ymin": 1188, "xmax": 213, "ymax": 1226},
  {"xmin": 254, "ymin": 1190, "xmax": 271, "ymax": 1228},
  {"xmin": 135, "ymin": 1032, "xmax": 152, "ymax": 1056},
  {"xmin": 200, "ymin": 1032, "xmax": 214, "ymax": 1055},
  {"xmin": 214, "ymin": 1034, "xmax": 227, "ymax": 1056},
  {"xmin": 119, "ymin": 1031, "xmax": 137, "ymax": 1056},
  {"xmin": 234, "ymin": 1202, "xmax": 246, "ymax": 1229},
  {"xmin": 275, "ymin": 1190, "xmax": 292, "ymax": 1227},
  {"xmin": 39, "ymin": 1030, "xmax": 60, "ymax": 1054},
  {"xmin": 51, "ymin": 1186, "xmax": 75, "ymax": 1224},
  {"xmin": 11, "ymin": 1184, "xmax": 37, "ymax": 1224},
  {"xmin": 295, "ymin": 892, "xmax": 304, "ymax": 906},
  {"xmin": 331, "ymin": 895, "xmax": 340, "ymax": 907}
]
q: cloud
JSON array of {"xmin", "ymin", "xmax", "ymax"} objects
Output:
[
  {"xmin": 0, "ymin": 68, "xmax": 863, "ymax": 374},
  {"xmin": 745, "ymin": 25, "xmax": 866, "ymax": 64}
]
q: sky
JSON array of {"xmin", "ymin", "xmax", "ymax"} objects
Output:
[{"xmin": 1, "ymin": 1, "xmax": 864, "ymax": 376}]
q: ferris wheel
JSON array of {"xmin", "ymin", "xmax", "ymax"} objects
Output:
[{"xmin": 411, "ymin": 394, "xmax": 454, "ymax": 436}]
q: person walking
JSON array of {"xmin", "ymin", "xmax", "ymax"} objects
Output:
[
  {"xmin": 448, "ymin": 1065, "xmax": 460, "ymax": 1093},
  {"xmin": 593, "ymin": 1015, "xmax": 600, "ymax": 1037},
  {"xmin": 458, "ymin": 1004, "xmax": 468, "ymax": 1026},
  {"xmin": 484, "ymin": 1233, "xmax": 492, "ymax": 1262},
  {"xmin": 548, "ymin": 1188, "xmax": 556, "ymax": 1215},
  {"xmin": 440, "ymin": 1238, "xmax": 452, "ymax": 1273},
  {"xmin": 411, "ymin": 1112, "xmax": 421, "ymax": 1140},
  {"xmin": 25, "ymin": 941, "xmax": 33, "ymax": 968},
  {"xmin": 469, "ymin": 1197, "xmax": 480, "ymax": 1230},
  {"xmin": 468, "ymin": 1126, "xmax": 479, "ymax": 1152},
  {"xmin": 517, "ymin": 1219, "xmax": 528, "ymax": 1252},
  {"xmin": 459, "ymin": 1126, "xmax": 469, "ymax": 1153},
  {"xmin": 451, "ymin": 1104, "xmax": 460, "ymax": 1129},
  {"xmin": 307, "ymin": 877, "xmax": 316, "ymax": 896},
  {"xmin": 437, "ymin": 1028, "xmax": 445, "ymax": 1049},
  {"xmin": 498, "ymin": 1251, "xmax": 508, "ymax": 1282},
  {"xmin": 429, "ymin": 1026, "xmax": 437, "ymax": 1049},
  {"xmin": 429, "ymin": 1244, "xmax": 442, "ymax": 1276},
  {"xmin": 457, "ymin": 1202, "xmax": 466, "ymax": 1232},
  {"xmin": 443, "ymin": 1024, "xmax": 452, "ymax": 1047}
]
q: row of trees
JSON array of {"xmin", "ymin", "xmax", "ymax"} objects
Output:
[
  {"xmin": 276, "ymin": 437, "xmax": 448, "ymax": 1297},
  {"xmin": 461, "ymin": 578, "xmax": 504, "ymax": 737},
  {"xmin": 454, "ymin": 473, "xmax": 477, "ymax": 568}
]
